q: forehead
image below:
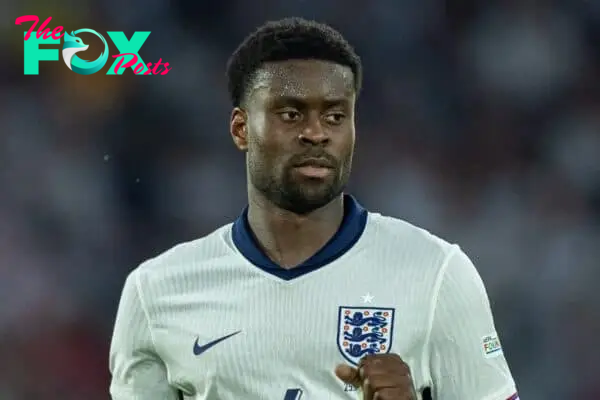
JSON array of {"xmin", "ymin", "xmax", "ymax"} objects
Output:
[{"xmin": 248, "ymin": 60, "xmax": 355, "ymax": 103}]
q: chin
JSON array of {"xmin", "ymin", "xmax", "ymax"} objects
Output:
[{"xmin": 280, "ymin": 185, "xmax": 342, "ymax": 215}]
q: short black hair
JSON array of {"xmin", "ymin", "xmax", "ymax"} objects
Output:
[{"xmin": 226, "ymin": 18, "xmax": 362, "ymax": 107}]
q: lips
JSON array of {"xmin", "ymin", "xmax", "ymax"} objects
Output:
[
  {"xmin": 294, "ymin": 158, "xmax": 335, "ymax": 169},
  {"xmin": 293, "ymin": 158, "xmax": 335, "ymax": 178}
]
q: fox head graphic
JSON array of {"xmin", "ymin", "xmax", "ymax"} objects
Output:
[
  {"xmin": 61, "ymin": 29, "xmax": 109, "ymax": 75},
  {"xmin": 62, "ymin": 31, "xmax": 89, "ymax": 70}
]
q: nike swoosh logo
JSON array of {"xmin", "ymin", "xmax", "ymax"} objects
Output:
[{"xmin": 193, "ymin": 331, "xmax": 241, "ymax": 356}]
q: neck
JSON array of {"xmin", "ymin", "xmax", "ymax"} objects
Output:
[{"xmin": 247, "ymin": 187, "xmax": 345, "ymax": 269}]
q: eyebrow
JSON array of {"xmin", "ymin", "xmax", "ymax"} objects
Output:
[{"xmin": 271, "ymin": 95, "xmax": 350, "ymax": 107}]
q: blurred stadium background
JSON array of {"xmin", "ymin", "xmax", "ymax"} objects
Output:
[{"xmin": 1, "ymin": 0, "xmax": 599, "ymax": 398}]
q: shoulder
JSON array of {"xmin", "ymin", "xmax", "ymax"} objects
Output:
[
  {"xmin": 355, "ymin": 212, "xmax": 468, "ymax": 293},
  {"xmin": 367, "ymin": 214, "xmax": 485, "ymax": 296},
  {"xmin": 365, "ymin": 212, "xmax": 459, "ymax": 264},
  {"xmin": 130, "ymin": 223, "xmax": 237, "ymax": 289}
]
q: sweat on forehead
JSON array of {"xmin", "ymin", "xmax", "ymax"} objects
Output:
[{"xmin": 245, "ymin": 60, "xmax": 354, "ymax": 102}]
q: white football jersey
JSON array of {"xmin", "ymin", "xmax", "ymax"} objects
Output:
[{"xmin": 109, "ymin": 196, "xmax": 518, "ymax": 400}]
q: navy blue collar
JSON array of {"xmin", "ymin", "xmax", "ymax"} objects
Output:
[{"xmin": 232, "ymin": 195, "xmax": 368, "ymax": 281}]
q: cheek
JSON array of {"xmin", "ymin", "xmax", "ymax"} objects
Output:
[
  {"xmin": 345, "ymin": 131, "xmax": 356, "ymax": 149},
  {"xmin": 249, "ymin": 119, "xmax": 289, "ymax": 156},
  {"xmin": 247, "ymin": 108, "xmax": 273, "ymax": 138},
  {"xmin": 248, "ymin": 130, "xmax": 279, "ymax": 159},
  {"xmin": 338, "ymin": 130, "xmax": 355, "ymax": 158},
  {"xmin": 248, "ymin": 134, "xmax": 287, "ymax": 173}
]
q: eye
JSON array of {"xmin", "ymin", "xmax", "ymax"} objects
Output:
[
  {"xmin": 278, "ymin": 110, "xmax": 302, "ymax": 122},
  {"xmin": 324, "ymin": 112, "xmax": 346, "ymax": 125}
]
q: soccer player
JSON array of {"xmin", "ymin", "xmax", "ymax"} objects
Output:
[{"xmin": 109, "ymin": 18, "xmax": 519, "ymax": 400}]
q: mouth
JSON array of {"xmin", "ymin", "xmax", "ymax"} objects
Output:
[{"xmin": 293, "ymin": 158, "xmax": 335, "ymax": 179}]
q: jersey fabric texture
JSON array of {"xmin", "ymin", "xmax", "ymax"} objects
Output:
[{"xmin": 109, "ymin": 195, "xmax": 518, "ymax": 400}]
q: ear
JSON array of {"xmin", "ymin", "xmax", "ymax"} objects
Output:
[{"xmin": 230, "ymin": 107, "xmax": 248, "ymax": 151}]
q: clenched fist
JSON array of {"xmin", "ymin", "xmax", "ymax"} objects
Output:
[{"xmin": 335, "ymin": 354, "xmax": 417, "ymax": 400}]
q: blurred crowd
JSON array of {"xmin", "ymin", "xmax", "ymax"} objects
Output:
[{"xmin": 1, "ymin": 0, "xmax": 599, "ymax": 398}]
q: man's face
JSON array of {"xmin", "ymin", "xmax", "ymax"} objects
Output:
[{"xmin": 233, "ymin": 59, "xmax": 356, "ymax": 214}]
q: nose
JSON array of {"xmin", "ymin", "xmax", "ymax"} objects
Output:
[{"xmin": 298, "ymin": 118, "xmax": 329, "ymax": 146}]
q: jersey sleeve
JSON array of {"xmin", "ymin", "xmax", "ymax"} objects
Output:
[
  {"xmin": 109, "ymin": 270, "xmax": 179, "ymax": 400},
  {"xmin": 427, "ymin": 247, "xmax": 518, "ymax": 400}
]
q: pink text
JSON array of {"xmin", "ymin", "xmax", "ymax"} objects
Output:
[
  {"xmin": 16, "ymin": 15, "xmax": 64, "ymax": 41},
  {"xmin": 112, "ymin": 53, "xmax": 172, "ymax": 75}
]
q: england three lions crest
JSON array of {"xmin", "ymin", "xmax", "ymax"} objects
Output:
[{"xmin": 337, "ymin": 306, "xmax": 395, "ymax": 366}]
